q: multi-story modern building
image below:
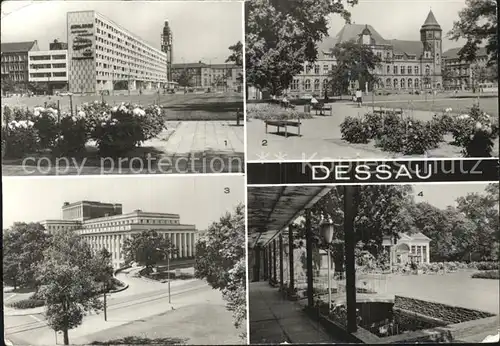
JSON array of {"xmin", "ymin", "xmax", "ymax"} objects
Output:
[
  {"xmin": 28, "ymin": 49, "xmax": 69, "ymax": 93},
  {"xmin": 1, "ymin": 40, "xmax": 39, "ymax": 92},
  {"xmin": 283, "ymin": 10, "xmax": 444, "ymax": 97},
  {"xmin": 66, "ymin": 11, "xmax": 168, "ymax": 94},
  {"xmin": 442, "ymin": 46, "xmax": 495, "ymax": 90},
  {"xmin": 172, "ymin": 62, "xmax": 242, "ymax": 91},
  {"xmin": 40, "ymin": 200, "xmax": 198, "ymax": 269}
]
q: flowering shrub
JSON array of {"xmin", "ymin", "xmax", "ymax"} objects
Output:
[
  {"xmin": 2, "ymin": 120, "xmax": 38, "ymax": 159},
  {"xmin": 246, "ymin": 103, "xmax": 312, "ymax": 121},
  {"xmin": 52, "ymin": 113, "xmax": 88, "ymax": 158},
  {"xmin": 83, "ymin": 101, "xmax": 166, "ymax": 157},
  {"xmin": 449, "ymin": 104, "xmax": 499, "ymax": 157},
  {"xmin": 32, "ymin": 107, "xmax": 59, "ymax": 149}
]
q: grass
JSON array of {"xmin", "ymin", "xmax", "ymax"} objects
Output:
[
  {"xmin": 366, "ymin": 95, "xmax": 498, "ymax": 117},
  {"xmin": 471, "ymin": 270, "xmax": 500, "ymax": 280}
]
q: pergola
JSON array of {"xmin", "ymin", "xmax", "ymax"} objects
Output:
[{"xmin": 247, "ymin": 185, "xmax": 360, "ymax": 334}]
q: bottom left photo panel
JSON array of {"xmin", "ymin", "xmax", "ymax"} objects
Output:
[{"xmin": 2, "ymin": 175, "xmax": 247, "ymax": 345}]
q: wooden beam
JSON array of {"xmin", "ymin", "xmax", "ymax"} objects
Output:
[
  {"xmin": 279, "ymin": 234, "xmax": 284, "ymax": 289},
  {"xmin": 288, "ymin": 225, "xmax": 295, "ymax": 295},
  {"xmin": 344, "ymin": 185, "xmax": 358, "ymax": 333},
  {"xmin": 305, "ymin": 209, "xmax": 314, "ymax": 308}
]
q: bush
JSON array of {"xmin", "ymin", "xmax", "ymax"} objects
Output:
[
  {"xmin": 450, "ymin": 104, "xmax": 499, "ymax": 157},
  {"xmin": 8, "ymin": 298, "xmax": 45, "ymax": 309},
  {"xmin": 471, "ymin": 270, "xmax": 499, "ymax": 279},
  {"xmin": 2, "ymin": 120, "xmax": 39, "ymax": 159},
  {"xmin": 340, "ymin": 116, "xmax": 372, "ymax": 143},
  {"xmin": 246, "ymin": 103, "xmax": 312, "ymax": 121},
  {"xmin": 476, "ymin": 262, "xmax": 499, "ymax": 270},
  {"xmin": 52, "ymin": 114, "xmax": 88, "ymax": 158},
  {"xmin": 32, "ymin": 107, "xmax": 59, "ymax": 149}
]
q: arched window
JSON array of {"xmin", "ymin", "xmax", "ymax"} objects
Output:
[
  {"xmin": 305, "ymin": 79, "xmax": 311, "ymax": 90},
  {"xmin": 393, "ymin": 79, "xmax": 398, "ymax": 89},
  {"xmin": 415, "ymin": 66, "xmax": 419, "ymax": 75},
  {"xmin": 415, "ymin": 79, "xmax": 419, "ymax": 88},
  {"xmin": 425, "ymin": 65, "xmax": 430, "ymax": 75},
  {"xmin": 291, "ymin": 79, "xmax": 299, "ymax": 90},
  {"xmin": 386, "ymin": 52, "xmax": 391, "ymax": 60},
  {"xmin": 314, "ymin": 79, "xmax": 320, "ymax": 90},
  {"xmin": 379, "ymin": 80, "xmax": 384, "ymax": 89},
  {"xmin": 322, "ymin": 79, "xmax": 328, "ymax": 89},
  {"xmin": 401, "ymin": 78, "xmax": 405, "ymax": 89},
  {"xmin": 386, "ymin": 78, "xmax": 391, "ymax": 89},
  {"xmin": 408, "ymin": 78, "xmax": 413, "ymax": 88}
]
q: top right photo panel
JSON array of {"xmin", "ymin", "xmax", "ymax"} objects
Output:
[{"xmin": 245, "ymin": 0, "xmax": 499, "ymax": 161}]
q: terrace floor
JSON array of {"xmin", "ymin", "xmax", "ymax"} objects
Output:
[{"xmin": 249, "ymin": 282, "xmax": 342, "ymax": 344}]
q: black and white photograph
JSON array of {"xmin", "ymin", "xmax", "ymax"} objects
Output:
[
  {"xmin": 3, "ymin": 175, "xmax": 246, "ymax": 345},
  {"xmin": 247, "ymin": 182, "xmax": 499, "ymax": 344},
  {"xmin": 1, "ymin": 0, "xmax": 244, "ymax": 175},
  {"xmin": 245, "ymin": 0, "xmax": 498, "ymax": 161}
]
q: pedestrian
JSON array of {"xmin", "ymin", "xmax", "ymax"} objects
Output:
[{"xmin": 355, "ymin": 88, "xmax": 363, "ymax": 107}]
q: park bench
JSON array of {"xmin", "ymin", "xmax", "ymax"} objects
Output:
[
  {"xmin": 313, "ymin": 103, "xmax": 332, "ymax": 116},
  {"xmin": 264, "ymin": 119, "xmax": 301, "ymax": 138},
  {"xmin": 236, "ymin": 109, "xmax": 244, "ymax": 126}
]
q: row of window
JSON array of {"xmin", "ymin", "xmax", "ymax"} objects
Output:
[
  {"xmin": 304, "ymin": 64, "xmax": 429, "ymax": 76},
  {"xmin": 95, "ymin": 16, "xmax": 166, "ymax": 63},
  {"xmin": 94, "ymin": 44, "xmax": 166, "ymax": 75},
  {"xmin": 29, "ymin": 72, "xmax": 67, "ymax": 78},
  {"xmin": 83, "ymin": 218, "xmax": 179, "ymax": 229},
  {"xmin": 29, "ymin": 63, "xmax": 67, "ymax": 69},
  {"xmin": 290, "ymin": 77, "xmax": 425, "ymax": 91},
  {"xmin": 1, "ymin": 63, "xmax": 27, "ymax": 71},
  {"xmin": 29, "ymin": 55, "xmax": 66, "ymax": 61},
  {"xmin": 1, "ymin": 54, "xmax": 28, "ymax": 62}
]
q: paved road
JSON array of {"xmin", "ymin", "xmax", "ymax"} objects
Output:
[{"xmin": 4, "ymin": 278, "xmax": 211, "ymax": 345}]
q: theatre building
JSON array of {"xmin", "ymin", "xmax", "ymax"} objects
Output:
[
  {"xmin": 40, "ymin": 201, "xmax": 198, "ymax": 269},
  {"xmin": 66, "ymin": 11, "xmax": 168, "ymax": 94}
]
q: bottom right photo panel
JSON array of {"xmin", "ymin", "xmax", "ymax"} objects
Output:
[{"xmin": 247, "ymin": 183, "xmax": 499, "ymax": 344}]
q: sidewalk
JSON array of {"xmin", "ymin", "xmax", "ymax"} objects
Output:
[{"xmin": 249, "ymin": 281, "xmax": 340, "ymax": 344}]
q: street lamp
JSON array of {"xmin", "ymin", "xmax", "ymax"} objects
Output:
[
  {"xmin": 155, "ymin": 247, "xmax": 171, "ymax": 303},
  {"xmin": 319, "ymin": 219, "xmax": 334, "ymax": 311}
]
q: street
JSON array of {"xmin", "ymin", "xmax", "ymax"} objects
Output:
[{"xmin": 4, "ymin": 273, "xmax": 242, "ymax": 345}]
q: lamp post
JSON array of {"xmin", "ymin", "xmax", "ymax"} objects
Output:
[
  {"xmin": 319, "ymin": 219, "xmax": 334, "ymax": 311},
  {"xmin": 156, "ymin": 247, "xmax": 171, "ymax": 303}
]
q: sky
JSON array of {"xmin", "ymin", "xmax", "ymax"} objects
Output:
[
  {"xmin": 2, "ymin": 175, "xmax": 245, "ymax": 230},
  {"xmin": 0, "ymin": 0, "xmax": 243, "ymax": 64},
  {"xmin": 411, "ymin": 182, "xmax": 491, "ymax": 209},
  {"xmin": 327, "ymin": 0, "xmax": 468, "ymax": 52}
]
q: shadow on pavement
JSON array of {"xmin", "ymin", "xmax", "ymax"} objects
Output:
[
  {"xmin": 90, "ymin": 336, "xmax": 189, "ymax": 345},
  {"xmin": 164, "ymin": 101, "xmax": 243, "ymax": 113}
]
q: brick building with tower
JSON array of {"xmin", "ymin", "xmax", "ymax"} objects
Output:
[
  {"xmin": 283, "ymin": 10, "xmax": 444, "ymax": 98},
  {"xmin": 39, "ymin": 200, "xmax": 198, "ymax": 269}
]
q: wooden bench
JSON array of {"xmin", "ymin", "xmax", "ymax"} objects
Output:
[
  {"xmin": 265, "ymin": 119, "xmax": 301, "ymax": 138},
  {"xmin": 313, "ymin": 103, "xmax": 332, "ymax": 116}
]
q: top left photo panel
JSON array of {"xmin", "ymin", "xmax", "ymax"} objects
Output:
[{"xmin": 1, "ymin": 0, "xmax": 244, "ymax": 176}]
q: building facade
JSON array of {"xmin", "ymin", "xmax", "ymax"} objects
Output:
[
  {"xmin": 49, "ymin": 39, "xmax": 68, "ymax": 51},
  {"xmin": 1, "ymin": 41, "xmax": 39, "ymax": 92},
  {"xmin": 172, "ymin": 62, "xmax": 242, "ymax": 91},
  {"xmin": 40, "ymin": 201, "xmax": 198, "ymax": 269},
  {"xmin": 442, "ymin": 47, "xmax": 496, "ymax": 90},
  {"xmin": 286, "ymin": 10, "xmax": 443, "ymax": 97},
  {"xmin": 28, "ymin": 49, "xmax": 69, "ymax": 93},
  {"xmin": 382, "ymin": 232, "xmax": 431, "ymax": 265},
  {"xmin": 66, "ymin": 11, "xmax": 168, "ymax": 94}
]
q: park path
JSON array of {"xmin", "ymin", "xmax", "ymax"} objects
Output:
[{"xmin": 246, "ymin": 102, "xmax": 499, "ymax": 161}]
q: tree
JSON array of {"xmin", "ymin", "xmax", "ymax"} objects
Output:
[
  {"xmin": 226, "ymin": 41, "xmax": 244, "ymax": 87},
  {"xmin": 94, "ymin": 248, "xmax": 114, "ymax": 290},
  {"xmin": 327, "ymin": 41, "xmax": 382, "ymax": 95},
  {"xmin": 448, "ymin": 0, "xmax": 498, "ymax": 65},
  {"xmin": 122, "ymin": 230, "xmax": 177, "ymax": 272},
  {"xmin": 456, "ymin": 183, "xmax": 499, "ymax": 260},
  {"xmin": 176, "ymin": 69, "xmax": 193, "ymax": 87},
  {"xmin": 36, "ymin": 230, "xmax": 105, "ymax": 345},
  {"xmin": 2, "ymin": 222, "xmax": 51, "ymax": 289},
  {"xmin": 294, "ymin": 185, "xmax": 415, "ymax": 274},
  {"xmin": 245, "ymin": 0, "xmax": 358, "ymax": 96},
  {"xmin": 194, "ymin": 203, "xmax": 246, "ymax": 337}
]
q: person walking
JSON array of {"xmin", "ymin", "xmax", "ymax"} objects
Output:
[{"xmin": 355, "ymin": 88, "xmax": 363, "ymax": 108}]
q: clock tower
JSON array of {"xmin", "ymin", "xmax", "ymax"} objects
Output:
[{"xmin": 420, "ymin": 10, "xmax": 442, "ymax": 89}]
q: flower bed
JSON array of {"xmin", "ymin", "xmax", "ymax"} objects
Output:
[
  {"xmin": 339, "ymin": 105, "xmax": 499, "ymax": 157},
  {"xmin": 7, "ymin": 297, "xmax": 45, "ymax": 309},
  {"xmin": 471, "ymin": 270, "xmax": 499, "ymax": 280},
  {"xmin": 246, "ymin": 103, "xmax": 312, "ymax": 121},
  {"xmin": 1, "ymin": 102, "xmax": 166, "ymax": 159}
]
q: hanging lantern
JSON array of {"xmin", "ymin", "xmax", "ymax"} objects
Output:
[{"xmin": 319, "ymin": 220, "xmax": 334, "ymax": 244}]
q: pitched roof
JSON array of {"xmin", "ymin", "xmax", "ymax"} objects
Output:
[
  {"xmin": 1, "ymin": 41, "xmax": 37, "ymax": 53},
  {"xmin": 422, "ymin": 10, "xmax": 440, "ymax": 28},
  {"xmin": 390, "ymin": 39, "xmax": 423, "ymax": 56},
  {"xmin": 442, "ymin": 46, "xmax": 488, "ymax": 60},
  {"xmin": 335, "ymin": 24, "xmax": 388, "ymax": 45},
  {"xmin": 410, "ymin": 232, "xmax": 431, "ymax": 241}
]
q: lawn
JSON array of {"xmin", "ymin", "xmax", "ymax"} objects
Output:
[
  {"xmin": 366, "ymin": 95, "xmax": 498, "ymax": 117},
  {"xmin": 1, "ymin": 92, "xmax": 244, "ymax": 121}
]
